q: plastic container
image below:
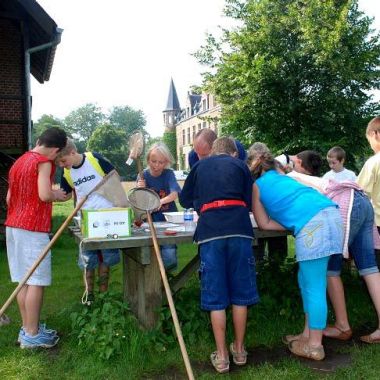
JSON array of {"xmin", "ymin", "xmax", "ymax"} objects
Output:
[{"xmin": 184, "ymin": 208, "xmax": 196, "ymax": 232}]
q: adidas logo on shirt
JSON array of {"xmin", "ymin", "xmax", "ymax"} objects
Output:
[{"xmin": 73, "ymin": 175, "xmax": 96, "ymax": 186}]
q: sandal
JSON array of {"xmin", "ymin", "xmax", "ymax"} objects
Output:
[
  {"xmin": 288, "ymin": 340, "xmax": 325, "ymax": 361},
  {"xmin": 360, "ymin": 329, "xmax": 380, "ymax": 344},
  {"xmin": 210, "ymin": 351, "xmax": 230, "ymax": 373},
  {"xmin": 323, "ymin": 325, "xmax": 352, "ymax": 341},
  {"xmin": 229, "ymin": 343, "xmax": 247, "ymax": 365},
  {"xmin": 282, "ymin": 333, "xmax": 307, "ymax": 345}
]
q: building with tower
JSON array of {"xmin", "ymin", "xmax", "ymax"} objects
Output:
[{"xmin": 163, "ymin": 79, "xmax": 221, "ymax": 169}]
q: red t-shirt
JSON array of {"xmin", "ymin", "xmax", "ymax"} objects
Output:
[{"xmin": 5, "ymin": 151, "xmax": 55, "ymax": 232}]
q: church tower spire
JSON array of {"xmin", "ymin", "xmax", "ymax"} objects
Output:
[{"xmin": 163, "ymin": 78, "xmax": 181, "ymax": 132}]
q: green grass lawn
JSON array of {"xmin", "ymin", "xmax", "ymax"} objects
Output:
[{"xmin": 1, "ymin": 202, "xmax": 380, "ymax": 379}]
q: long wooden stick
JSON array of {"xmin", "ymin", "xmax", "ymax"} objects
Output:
[
  {"xmin": 0, "ymin": 170, "xmax": 117, "ymax": 319},
  {"xmin": 146, "ymin": 212, "xmax": 195, "ymax": 380}
]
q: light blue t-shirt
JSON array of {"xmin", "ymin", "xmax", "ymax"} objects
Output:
[{"xmin": 255, "ymin": 170, "xmax": 337, "ymax": 235}]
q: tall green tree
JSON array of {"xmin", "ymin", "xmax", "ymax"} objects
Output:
[
  {"xmin": 32, "ymin": 114, "xmax": 63, "ymax": 144},
  {"xmin": 196, "ymin": 0, "xmax": 380, "ymax": 166},
  {"xmin": 87, "ymin": 124, "xmax": 131, "ymax": 178},
  {"xmin": 64, "ymin": 103, "xmax": 105, "ymax": 146},
  {"xmin": 108, "ymin": 106, "xmax": 147, "ymax": 135}
]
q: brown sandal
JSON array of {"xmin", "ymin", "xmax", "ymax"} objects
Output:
[
  {"xmin": 323, "ymin": 325, "xmax": 352, "ymax": 341},
  {"xmin": 360, "ymin": 329, "xmax": 380, "ymax": 344}
]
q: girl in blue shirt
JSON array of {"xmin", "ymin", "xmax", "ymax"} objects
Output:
[
  {"xmin": 137, "ymin": 142, "xmax": 181, "ymax": 270},
  {"xmin": 249, "ymin": 148, "xmax": 343, "ymax": 361}
]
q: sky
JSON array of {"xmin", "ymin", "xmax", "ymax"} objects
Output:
[{"xmin": 32, "ymin": 0, "xmax": 380, "ymax": 138}]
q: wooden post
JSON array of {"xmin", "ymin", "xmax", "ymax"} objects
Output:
[{"xmin": 123, "ymin": 247, "xmax": 162, "ymax": 329}]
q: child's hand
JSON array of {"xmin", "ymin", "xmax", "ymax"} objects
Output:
[
  {"xmin": 53, "ymin": 189, "xmax": 68, "ymax": 201},
  {"xmin": 137, "ymin": 179, "xmax": 146, "ymax": 188}
]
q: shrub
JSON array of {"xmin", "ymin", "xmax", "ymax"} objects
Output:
[{"xmin": 70, "ymin": 291, "xmax": 141, "ymax": 360}]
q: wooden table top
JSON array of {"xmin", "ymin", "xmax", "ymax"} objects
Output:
[{"xmin": 69, "ymin": 225, "xmax": 290, "ymax": 251}]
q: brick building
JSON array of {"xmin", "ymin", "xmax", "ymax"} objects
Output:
[
  {"xmin": 163, "ymin": 79, "xmax": 221, "ymax": 170},
  {"xmin": 0, "ymin": 0, "xmax": 62, "ymax": 239}
]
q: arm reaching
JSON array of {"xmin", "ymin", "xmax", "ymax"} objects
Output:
[
  {"xmin": 38, "ymin": 162, "xmax": 68, "ymax": 202},
  {"xmin": 252, "ymin": 184, "xmax": 285, "ymax": 231}
]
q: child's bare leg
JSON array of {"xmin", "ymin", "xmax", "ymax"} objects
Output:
[
  {"xmin": 300, "ymin": 314, "xmax": 310, "ymax": 338},
  {"xmin": 210, "ymin": 310, "xmax": 228, "ymax": 360},
  {"xmin": 362, "ymin": 272, "xmax": 380, "ymax": 339},
  {"xmin": 85, "ymin": 269, "xmax": 95, "ymax": 293},
  {"xmin": 286, "ymin": 314, "xmax": 310, "ymax": 342},
  {"xmin": 232, "ymin": 305, "xmax": 247, "ymax": 351},
  {"xmin": 98, "ymin": 264, "xmax": 110, "ymax": 292},
  {"xmin": 16, "ymin": 285, "xmax": 28, "ymax": 327},
  {"xmin": 308, "ymin": 328, "xmax": 323, "ymax": 348},
  {"xmin": 24, "ymin": 285, "xmax": 44, "ymax": 336},
  {"xmin": 324, "ymin": 276, "xmax": 351, "ymax": 336}
]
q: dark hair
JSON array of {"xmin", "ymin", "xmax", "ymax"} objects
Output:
[
  {"xmin": 327, "ymin": 146, "xmax": 346, "ymax": 161},
  {"xmin": 297, "ymin": 150, "xmax": 322, "ymax": 176},
  {"xmin": 37, "ymin": 127, "xmax": 67, "ymax": 150}
]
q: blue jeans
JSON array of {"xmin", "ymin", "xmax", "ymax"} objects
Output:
[
  {"xmin": 160, "ymin": 244, "xmax": 177, "ymax": 271},
  {"xmin": 328, "ymin": 191, "xmax": 379, "ymax": 276},
  {"xmin": 199, "ymin": 237, "xmax": 259, "ymax": 311},
  {"xmin": 78, "ymin": 249, "xmax": 120, "ymax": 270},
  {"xmin": 298, "ymin": 256, "xmax": 330, "ymax": 330}
]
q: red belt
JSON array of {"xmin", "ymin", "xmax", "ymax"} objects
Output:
[{"xmin": 200, "ymin": 200, "xmax": 247, "ymax": 213}]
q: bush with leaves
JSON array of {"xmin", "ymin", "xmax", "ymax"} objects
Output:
[{"xmin": 70, "ymin": 291, "xmax": 141, "ymax": 360}]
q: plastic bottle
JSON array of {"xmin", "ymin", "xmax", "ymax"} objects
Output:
[{"xmin": 184, "ymin": 208, "xmax": 196, "ymax": 232}]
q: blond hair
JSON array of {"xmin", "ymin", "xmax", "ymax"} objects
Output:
[
  {"xmin": 146, "ymin": 142, "xmax": 173, "ymax": 168},
  {"xmin": 211, "ymin": 136, "xmax": 237, "ymax": 156},
  {"xmin": 246, "ymin": 142, "xmax": 270, "ymax": 167},
  {"xmin": 366, "ymin": 116, "xmax": 380, "ymax": 135},
  {"xmin": 56, "ymin": 138, "xmax": 77, "ymax": 159}
]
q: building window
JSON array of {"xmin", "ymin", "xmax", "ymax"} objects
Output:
[
  {"xmin": 187, "ymin": 128, "xmax": 191, "ymax": 144},
  {"xmin": 182, "ymin": 129, "xmax": 185, "ymax": 145},
  {"xmin": 198, "ymin": 123, "xmax": 201, "ymax": 132},
  {"xmin": 202, "ymin": 99, "xmax": 207, "ymax": 111},
  {"xmin": 202, "ymin": 121, "xmax": 207, "ymax": 129},
  {"xmin": 187, "ymin": 107, "xmax": 190, "ymax": 118},
  {"xmin": 192, "ymin": 125, "xmax": 196, "ymax": 142}
]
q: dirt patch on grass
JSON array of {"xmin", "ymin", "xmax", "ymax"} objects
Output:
[{"xmin": 145, "ymin": 337, "xmax": 359, "ymax": 379}]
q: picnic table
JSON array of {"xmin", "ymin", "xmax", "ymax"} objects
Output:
[{"xmin": 69, "ymin": 225, "xmax": 289, "ymax": 329}]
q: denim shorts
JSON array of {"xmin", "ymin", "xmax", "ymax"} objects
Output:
[
  {"xmin": 328, "ymin": 191, "xmax": 379, "ymax": 276},
  {"xmin": 199, "ymin": 237, "xmax": 259, "ymax": 311},
  {"xmin": 295, "ymin": 207, "xmax": 343, "ymax": 262},
  {"xmin": 78, "ymin": 249, "xmax": 120, "ymax": 270}
]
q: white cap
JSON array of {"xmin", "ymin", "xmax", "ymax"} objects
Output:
[{"xmin": 275, "ymin": 154, "xmax": 294, "ymax": 169}]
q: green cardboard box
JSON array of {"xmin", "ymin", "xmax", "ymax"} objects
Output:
[{"xmin": 81, "ymin": 208, "xmax": 132, "ymax": 238}]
